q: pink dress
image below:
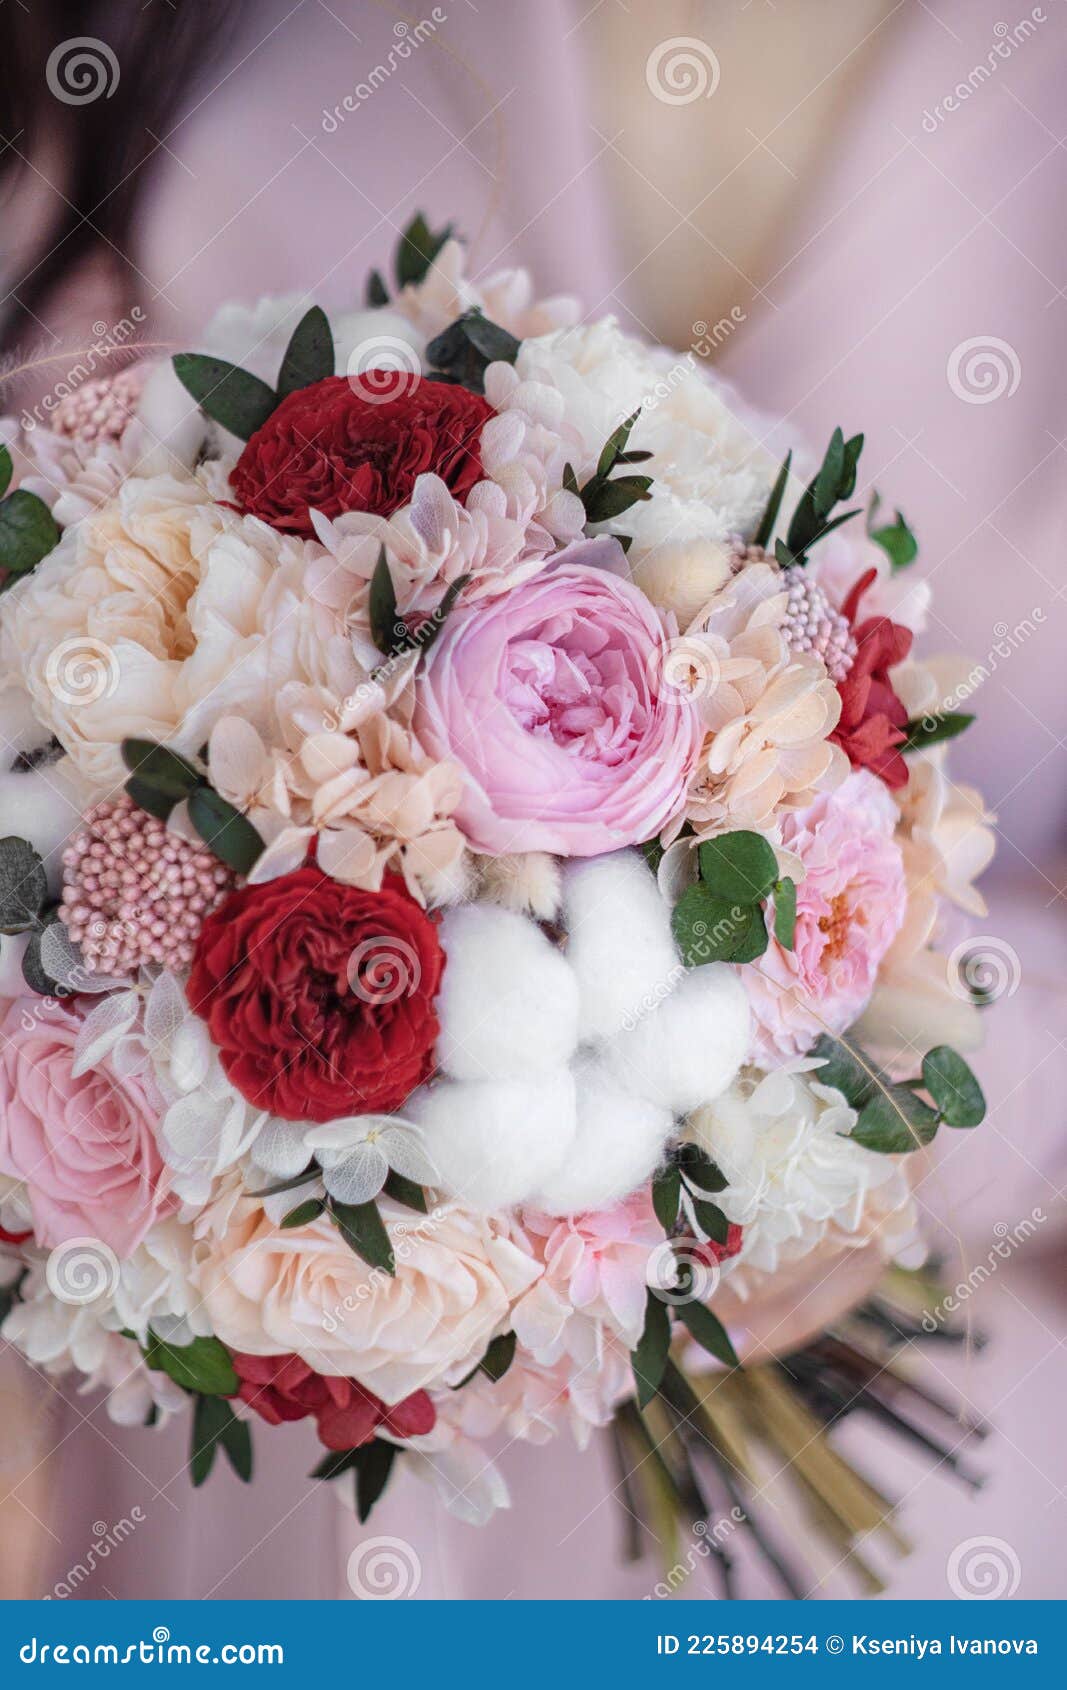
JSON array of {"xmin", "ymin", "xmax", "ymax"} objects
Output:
[{"xmin": 23, "ymin": 0, "xmax": 1067, "ymax": 1599}]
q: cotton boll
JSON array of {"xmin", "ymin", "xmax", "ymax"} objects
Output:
[
  {"xmin": 408, "ymin": 1069, "xmax": 577, "ymax": 1211},
  {"xmin": 532, "ymin": 1054, "xmax": 673, "ymax": 1215},
  {"xmin": 0, "ymin": 757, "xmax": 91, "ymax": 896},
  {"xmin": 562, "ymin": 850, "xmax": 681, "ymax": 1042},
  {"xmin": 436, "ymin": 902, "xmax": 579, "ymax": 1081},
  {"xmin": 478, "ymin": 851, "xmax": 562, "ymax": 921},
  {"xmin": 603, "ymin": 964, "xmax": 750, "ymax": 1116}
]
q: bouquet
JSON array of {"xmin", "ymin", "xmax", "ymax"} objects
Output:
[{"xmin": 0, "ymin": 215, "xmax": 993, "ymax": 1583}]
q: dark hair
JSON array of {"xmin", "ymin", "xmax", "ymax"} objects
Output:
[{"xmin": 0, "ymin": 3, "xmax": 244, "ymax": 348}]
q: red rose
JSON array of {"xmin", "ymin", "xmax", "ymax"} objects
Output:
[
  {"xmin": 230, "ymin": 1353, "xmax": 435, "ymax": 1451},
  {"xmin": 187, "ymin": 866, "xmax": 445, "ymax": 1122},
  {"xmin": 830, "ymin": 569, "xmax": 913, "ymax": 789},
  {"xmin": 694, "ymin": 1223, "xmax": 743, "ymax": 1267},
  {"xmin": 229, "ymin": 372, "xmax": 494, "ymax": 536}
]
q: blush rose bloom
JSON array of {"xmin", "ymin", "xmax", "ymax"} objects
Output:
[
  {"xmin": 742, "ymin": 771, "xmax": 907, "ymax": 1063},
  {"xmin": 413, "ymin": 540, "xmax": 703, "ymax": 856},
  {"xmin": 0, "ymin": 995, "xmax": 173, "ymax": 1254},
  {"xmin": 196, "ymin": 1199, "xmax": 542, "ymax": 1404}
]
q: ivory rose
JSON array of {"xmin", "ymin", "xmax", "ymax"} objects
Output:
[
  {"xmin": 414, "ymin": 540, "xmax": 703, "ymax": 856},
  {"xmin": 195, "ymin": 1199, "xmax": 542, "ymax": 1403}
]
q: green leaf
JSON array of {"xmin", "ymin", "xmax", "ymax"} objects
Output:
[
  {"xmin": 172, "ymin": 353, "xmax": 277, "ymax": 440},
  {"xmin": 382, "ymin": 1170, "xmax": 427, "ymax": 1213},
  {"xmin": 187, "ymin": 786, "xmax": 264, "ymax": 874},
  {"xmin": 851, "ymin": 1087, "xmax": 940, "ymax": 1154},
  {"xmin": 281, "ymin": 1197, "xmax": 326, "ymax": 1228},
  {"xmin": 424, "ymin": 309, "xmax": 518, "ymax": 393},
  {"xmin": 368, "ymin": 547, "xmax": 412, "ymax": 656},
  {"xmin": 671, "ymin": 884, "xmax": 768, "ymax": 966},
  {"xmin": 675, "ymin": 1143, "xmax": 728, "ymax": 1194},
  {"xmin": 246, "ymin": 1169, "xmax": 317, "ymax": 1199},
  {"xmin": 310, "ymin": 1448, "xmax": 360, "ymax": 1482},
  {"xmin": 689, "ymin": 1198, "xmax": 730, "ymax": 1246},
  {"xmin": 0, "ymin": 490, "xmax": 60, "ymax": 576},
  {"xmin": 20, "ymin": 924, "xmax": 70, "ymax": 997},
  {"xmin": 394, "ymin": 212, "xmax": 453, "ymax": 289},
  {"xmin": 120, "ymin": 739, "xmax": 204, "ymax": 798},
  {"xmin": 785, "ymin": 427, "xmax": 864, "ymax": 561},
  {"xmin": 276, "ymin": 305, "xmax": 334, "ymax": 397},
  {"xmin": 808, "ymin": 1032, "xmax": 883, "ymax": 1107},
  {"xmin": 414, "ymin": 573, "xmax": 469, "ymax": 657},
  {"xmin": 146, "ymin": 1331, "xmax": 238, "ymax": 1396},
  {"xmin": 353, "ymin": 1439, "xmax": 398, "ymax": 1523},
  {"xmin": 922, "ymin": 1046, "xmax": 986, "ymax": 1128},
  {"xmin": 773, "ymin": 877, "xmax": 797, "ymax": 950},
  {"xmin": 652, "ymin": 1164, "xmax": 681, "ymax": 1232},
  {"xmin": 190, "ymin": 1395, "xmax": 252, "ymax": 1487},
  {"xmin": 870, "ymin": 506, "xmax": 918, "ymax": 572},
  {"xmin": 0, "ymin": 446, "xmax": 11, "ymax": 500},
  {"xmin": 124, "ymin": 776, "xmax": 176, "ymax": 823},
  {"xmin": 903, "ymin": 713, "xmax": 975, "ymax": 752},
  {"xmin": 698, "ymin": 829, "xmax": 779, "ymax": 905},
  {"xmin": 675, "ymin": 1299, "xmax": 740, "ymax": 1369},
  {"xmin": 331, "ymin": 1199, "xmax": 395, "ymax": 1276},
  {"xmin": 596, "ymin": 409, "xmax": 641, "ymax": 479},
  {"xmin": 751, "ymin": 449, "xmax": 792, "ymax": 550},
  {"xmin": 461, "ymin": 312, "xmax": 521, "ymax": 367},
  {"xmin": 479, "ymin": 1331, "xmax": 517, "ymax": 1383},
  {"xmin": 0, "ymin": 836, "xmax": 48, "ymax": 934},
  {"xmin": 631, "ymin": 1288, "xmax": 671, "ymax": 1409},
  {"xmin": 582, "ymin": 474, "xmax": 653, "ymax": 524},
  {"xmin": 366, "ymin": 269, "xmax": 389, "ymax": 307}
]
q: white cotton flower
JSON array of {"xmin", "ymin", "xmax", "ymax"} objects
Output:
[
  {"xmin": 435, "ymin": 902, "xmax": 580, "ymax": 1081},
  {"xmin": 0, "ymin": 755, "xmax": 93, "ymax": 898},
  {"xmin": 561, "ymin": 850, "xmax": 682, "ymax": 1042},
  {"xmin": 602, "ymin": 962, "xmax": 751, "ymax": 1117},
  {"xmin": 512, "ymin": 319, "xmax": 776, "ymax": 563},
  {"xmin": 407, "ymin": 1070, "xmax": 578, "ymax": 1213},
  {"xmin": 531, "ymin": 1054, "xmax": 673, "ymax": 1217},
  {"xmin": 689, "ymin": 1064, "xmax": 915, "ymax": 1295}
]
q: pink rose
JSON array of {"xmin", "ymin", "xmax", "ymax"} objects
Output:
[
  {"xmin": 742, "ymin": 770, "xmax": 907, "ymax": 1062},
  {"xmin": 0, "ymin": 996, "xmax": 173, "ymax": 1255},
  {"xmin": 413, "ymin": 539, "xmax": 702, "ymax": 856}
]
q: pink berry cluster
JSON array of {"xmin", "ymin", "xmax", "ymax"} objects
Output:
[
  {"xmin": 780, "ymin": 571, "xmax": 856, "ymax": 682},
  {"xmin": 59, "ymin": 795, "xmax": 235, "ymax": 975},
  {"xmin": 51, "ymin": 366, "xmax": 145, "ymax": 448}
]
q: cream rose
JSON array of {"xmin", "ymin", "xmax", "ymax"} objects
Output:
[
  {"xmin": 0, "ymin": 471, "xmax": 343, "ymax": 791},
  {"xmin": 195, "ymin": 1199, "xmax": 542, "ymax": 1403}
]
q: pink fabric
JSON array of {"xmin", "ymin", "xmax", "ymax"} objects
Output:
[{"xmin": 19, "ymin": 0, "xmax": 1067, "ymax": 1601}]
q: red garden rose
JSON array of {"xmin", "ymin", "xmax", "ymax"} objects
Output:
[
  {"xmin": 187, "ymin": 866, "xmax": 445, "ymax": 1122},
  {"xmin": 229, "ymin": 372, "xmax": 494, "ymax": 536},
  {"xmin": 830, "ymin": 568, "xmax": 913, "ymax": 789},
  {"xmin": 230, "ymin": 1352, "xmax": 435, "ymax": 1451}
]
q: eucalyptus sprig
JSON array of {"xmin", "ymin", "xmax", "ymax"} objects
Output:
[
  {"xmin": 771, "ymin": 426, "xmax": 864, "ymax": 568},
  {"xmin": 670, "ymin": 830, "xmax": 796, "ymax": 968},
  {"xmin": 119, "ymin": 739, "xmax": 264, "ymax": 875},
  {"xmin": 366, "ymin": 211, "xmax": 454, "ymax": 307},
  {"xmin": 0, "ymin": 445, "xmax": 60, "ymax": 587},
  {"xmin": 564, "ymin": 409, "xmax": 654, "ymax": 537},
  {"xmin": 172, "ymin": 305, "xmax": 334, "ymax": 439},
  {"xmin": 811, "ymin": 1030, "xmax": 985, "ymax": 1153}
]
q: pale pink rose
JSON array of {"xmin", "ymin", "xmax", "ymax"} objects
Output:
[
  {"xmin": 743, "ymin": 771, "xmax": 907, "ymax": 1062},
  {"xmin": 514, "ymin": 1192, "xmax": 664, "ymax": 1355},
  {"xmin": 413, "ymin": 539, "xmax": 703, "ymax": 856},
  {"xmin": 0, "ymin": 996, "xmax": 172, "ymax": 1254},
  {"xmin": 195, "ymin": 1199, "xmax": 542, "ymax": 1404}
]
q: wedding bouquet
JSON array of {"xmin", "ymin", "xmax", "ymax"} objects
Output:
[{"xmin": 0, "ymin": 215, "xmax": 992, "ymax": 1561}]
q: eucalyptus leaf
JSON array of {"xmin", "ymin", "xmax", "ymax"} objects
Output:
[
  {"xmin": 353, "ymin": 1439, "xmax": 398, "ymax": 1523},
  {"xmin": 382, "ymin": 1170, "xmax": 427, "ymax": 1212},
  {"xmin": 674, "ymin": 1298, "xmax": 740, "ymax": 1369},
  {"xmin": 479, "ymin": 1331, "xmax": 517, "ymax": 1383},
  {"xmin": 672, "ymin": 884, "xmax": 768, "ymax": 966},
  {"xmin": 394, "ymin": 212, "xmax": 453, "ymax": 289},
  {"xmin": 652, "ymin": 1164, "xmax": 681, "ymax": 1232},
  {"xmin": 922, "ymin": 1046, "xmax": 986, "ymax": 1128},
  {"xmin": 330, "ymin": 1198, "xmax": 395, "ymax": 1276},
  {"xmin": 368, "ymin": 547, "xmax": 412, "ymax": 656},
  {"xmin": 276, "ymin": 305, "xmax": 334, "ymax": 397},
  {"xmin": 281, "ymin": 1197, "xmax": 326, "ymax": 1228},
  {"xmin": 120, "ymin": 739, "xmax": 204, "ymax": 797},
  {"xmin": 145, "ymin": 1331, "xmax": 238, "ymax": 1396},
  {"xmin": 773, "ymin": 878, "xmax": 797, "ymax": 950},
  {"xmin": 0, "ymin": 490, "xmax": 60, "ymax": 576},
  {"xmin": 675, "ymin": 1143, "xmax": 728, "ymax": 1194},
  {"xmin": 0, "ymin": 836, "xmax": 48, "ymax": 933},
  {"xmin": 698, "ymin": 830, "xmax": 779, "ymax": 905},
  {"xmin": 689, "ymin": 1197, "xmax": 730, "ymax": 1246},
  {"xmin": 851, "ymin": 1087, "xmax": 941, "ymax": 1154},
  {"xmin": 631, "ymin": 1288, "xmax": 671, "ymax": 1409},
  {"xmin": 187, "ymin": 786, "xmax": 264, "ymax": 874},
  {"xmin": 172, "ymin": 353, "xmax": 277, "ymax": 440},
  {"xmin": 903, "ymin": 713, "xmax": 974, "ymax": 752}
]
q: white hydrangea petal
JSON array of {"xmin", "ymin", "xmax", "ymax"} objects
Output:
[
  {"xmin": 71, "ymin": 990, "xmax": 140, "ymax": 1077},
  {"xmin": 252, "ymin": 1117, "xmax": 312, "ymax": 1180},
  {"xmin": 143, "ymin": 970, "xmax": 190, "ymax": 1052},
  {"xmin": 321, "ymin": 1144, "xmax": 389, "ymax": 1206},
  {"xmin": 377, "ymin": 1124, "xmax": 439, "ymax": 1186}
]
